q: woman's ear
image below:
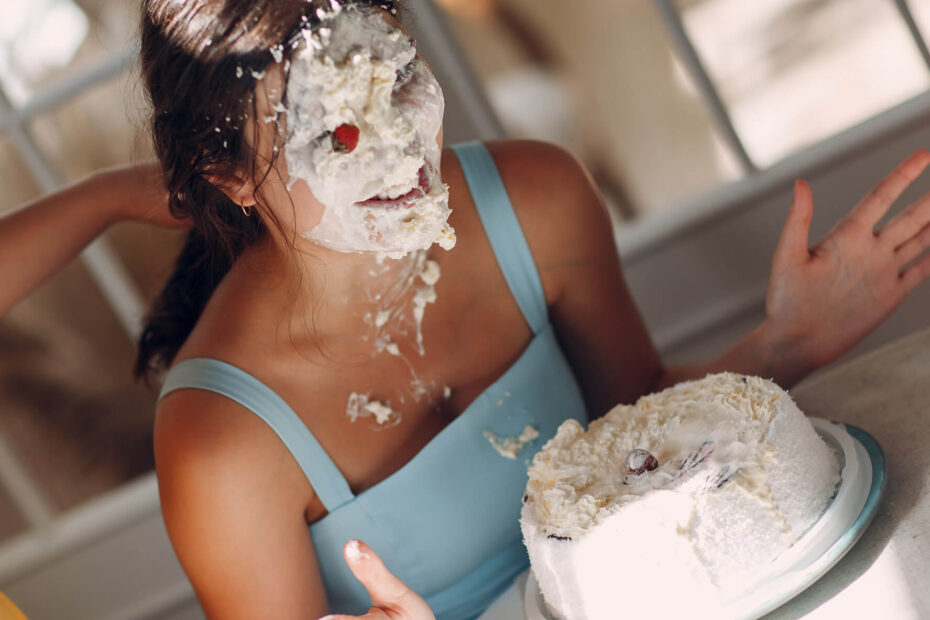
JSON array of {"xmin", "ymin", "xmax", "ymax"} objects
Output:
[{"xmin": 202, "ymin": 173, "xmax": 257, "ymax": 207}]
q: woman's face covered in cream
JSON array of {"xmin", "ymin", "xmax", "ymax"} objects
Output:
[{"xmin": 283, "ymin": 4, "xmax": 455, "ymax": 257}]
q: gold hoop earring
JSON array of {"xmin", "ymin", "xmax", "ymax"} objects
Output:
[{"xmin": 241, "ymin": 203, "xmax": 252, "ymax": 217}]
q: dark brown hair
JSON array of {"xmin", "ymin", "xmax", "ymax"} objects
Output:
[{"xmin": 135, "ymin": 0, "xmax": 398, "ymax": 379}]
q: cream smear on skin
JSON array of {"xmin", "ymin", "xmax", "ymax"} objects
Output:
[
  {"xmin": 283, "ymin": 5, "xmax": 455, "ymax": 257},
  {"xmin": 351, "ymin": 252, "xmax": 449, "ymax": 430},
  {"xmin": 281, "ymin": 5, "xmax": 454, "ymax": 426}
]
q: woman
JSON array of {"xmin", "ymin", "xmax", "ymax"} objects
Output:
[{"xmin": 4, "ymin": 0, "xmax": 930, "ymax": 616}]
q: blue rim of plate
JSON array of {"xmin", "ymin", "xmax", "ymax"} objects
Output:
[
  {"xmin": 837, "ymin": 422, "xmax": 886, "ymax": 552},
  {"xmin": 739, "ymin": 420, "xmax": 887, "ymax": 618}
]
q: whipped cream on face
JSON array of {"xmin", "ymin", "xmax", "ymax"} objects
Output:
[{"xmin": 284, "ymin": 5, "xmax": 455, "ymax": 256}]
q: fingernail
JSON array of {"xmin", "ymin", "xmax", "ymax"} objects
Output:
[{"xmin": 345, "ymin": 539, "xmax": 369, "ymax": 563}]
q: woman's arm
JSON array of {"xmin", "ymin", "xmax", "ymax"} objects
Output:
[
  {"xmin": 495, "ymin": 141, "xmax": 930, "ymax": 417},
  {"xmin": 0, "ymin": 162, "xmax": 180, "ymax": 316},
  {"xmin": 654, "ymin": 150, "xmax": 930, "ymax": 389},
  {"xmin": 324, "ymin": 540, "xmax": 435, "ymax": 620},
  {"xmin": 155, "ymin": 389, "xmax": 330, "ymax": 618},
  {"xmin": 488, "ymin": 140, "xmax": 662, "ymax": 416},
  {"xmin": 156, "ymin": 390, "xmax": 434, "ymax": 619}
]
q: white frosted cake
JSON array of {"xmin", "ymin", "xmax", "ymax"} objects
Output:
[{"xmin": 521, "ymin": 373, "xmax": 840, "ymax": 619}]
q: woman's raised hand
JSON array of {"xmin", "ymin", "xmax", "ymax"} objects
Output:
[
  {"xmin": 320, "ymin": 540, "xmax": 435, "ymax": 620},
  {"xmin": 762, "ymin": 149, "xmax": 930, "ymax": 382}
]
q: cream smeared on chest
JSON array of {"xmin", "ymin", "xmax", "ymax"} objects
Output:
[{"xmin": 345, "ymin": 250, "xmax": 450, "ymax": 428}]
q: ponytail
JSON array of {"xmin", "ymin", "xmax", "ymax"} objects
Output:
[
  {"xmin": 134, "ymin": 196, "xmax": 263, "ymax": 380},
  {"xmin": 135, "ymin": 0, "xmax": 401, "ymax": 380}
]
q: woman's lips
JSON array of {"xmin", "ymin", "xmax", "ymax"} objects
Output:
[{"xmin": 356, "ymin": 165, "xmax": 429, "ymax": 208}]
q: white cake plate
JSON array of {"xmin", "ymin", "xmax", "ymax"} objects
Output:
[{"xmin": 523, "ymin": 417, "xmax": 886, "ymax": 620}]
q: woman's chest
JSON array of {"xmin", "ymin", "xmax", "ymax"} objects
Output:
[{"xmin": 266, "ymin": 272, "xmax": 534, "ymax": 505}]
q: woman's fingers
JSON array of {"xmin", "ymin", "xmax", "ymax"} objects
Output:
[
  {"xmin": 773, "ymin": 180, "xmax": 814, "ymax": 267},
  {"xmin": 895, "ymin": 220, "xmax": 930, "ymax": 268},
  {"xmin": 344, "ymin": 540, "xmax": 411, "ymax": 608},
  {"xmin": 880, "ymin": 191, "xmax": 930, "ymax": 249},
  {"xmin": 317, "ymin": 541, "xmax": 433, "ymax": 619},
  {"xmin": 901, "ymin": 249, "xmax": 930, "ymax": 294},
  {"xmin": 852, "ymin": 149, "xmax": 930, "ymax": 228},
  {"xmin": 345, "ymin": 539, "xmax": 434, "ymax": 617}
]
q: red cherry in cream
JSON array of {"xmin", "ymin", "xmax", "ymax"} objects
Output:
[{"xmin": 333, "ymin": 123, "xmax": 360, "ymax": 153}]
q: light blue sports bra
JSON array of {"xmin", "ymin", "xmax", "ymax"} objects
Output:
[{"xmin": 158, "ymin": 141, "xmax": 589, "ymax": 619}]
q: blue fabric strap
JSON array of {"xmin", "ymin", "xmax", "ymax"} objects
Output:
[
  {"xmin": 450, "ymin": 141, "xmax": 548, "ymax": 335},
  {"xmin": 158, "ymin": 358, "xmax": 355, "ymax": 512}
]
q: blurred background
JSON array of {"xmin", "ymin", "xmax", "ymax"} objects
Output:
[{"xmin": 2, "ymin": 0, "xmax": 930, "ymax": 617}]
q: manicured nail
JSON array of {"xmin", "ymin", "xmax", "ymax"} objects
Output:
[{"xmin": 345, "ymin": 539, "xmax": 369, "ymax": 563}]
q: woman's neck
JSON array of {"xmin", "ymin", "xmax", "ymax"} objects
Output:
[{"xmin": 231, "ymin": 232, "xmax": 428, "ymax": 345}]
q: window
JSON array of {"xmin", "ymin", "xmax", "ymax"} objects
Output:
[
  {"xmin": 438, "ymin": 0, "xmax": 930, "ymax": 215},
  {"xmin": 677, "ymin": 0, "xmax": 930, "ymax": 167},
  {"xmin": 0, "ymin": 0, "xmax": 178, "ymax": 544}
]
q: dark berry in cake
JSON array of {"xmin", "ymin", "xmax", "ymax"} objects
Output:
[
  {"xmin": 712, "ymin": 465, "xmax": 738, "ymax": 489},
  {"xmin": 626, "ymin": 449, "xmax": 659, "ymax": 475},
  {"xmin": 680, "ymin": 441, "xmax": 715, "ymax": 472}
]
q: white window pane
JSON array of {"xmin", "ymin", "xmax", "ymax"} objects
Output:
[
  {"xmin": 907, "ymin": 0, "xmax": 930, "ymax": 60},
  {"xmin": 0, "ymin": 82, "xmax": 179, "ymax": 536},
  {"xmin": 0, "ymin": 257, "xmax": 156, "ymax": 525},
  {"xmin": 0, "ymin": 138, "xmax": 42, "ymax": 215},
  {"xmin": 0, "ymin": 131, "xmax": 160, "ymax": 526},
  {"xmin": 678, "ymin": 0, "xmax": 930, "ymax": 167},
  {"xmin": 0, "ymin": 0, "xmax": 135, "ymax": 103},
  {"xmin": 439, "ymin": 0, "xmax": 745, "ymax": 216},
  {"xmin": 29, "ymin": 79, "xmax": 182, "ymax": 301}
]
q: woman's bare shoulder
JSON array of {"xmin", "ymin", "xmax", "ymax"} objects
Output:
[
  {"xmin": 155, "ymin": 387, "xmax": 267, "ymax": 460},
  {"xmin": 485, "ymin": 139, "xmax": 594, "ymax": 196},
  {"xmin": 482, "ymin": 139, "xmax": 617, "ymax": 304},
  {"xmin": 154, "ymin": 387, "xmax": 312, "ymax": 511},
  {"xmin": 444, "ymin": 138, "xmax": 592, "ymax": 198},
  {"xmin": 479, "ymin": 140, "xmax": 661, "ymax": 413},
  {"xmin": 485, "ymin": 138, "xmax": 610, "ymax": 244},
  {"xmin": 154, "ymin": 388, "xmax": 327, "ymax": 615}
]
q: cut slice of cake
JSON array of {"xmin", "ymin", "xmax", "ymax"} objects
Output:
[{"xmin": 521, "ymin": 373, "xmax": 840, "ymax": 619}]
